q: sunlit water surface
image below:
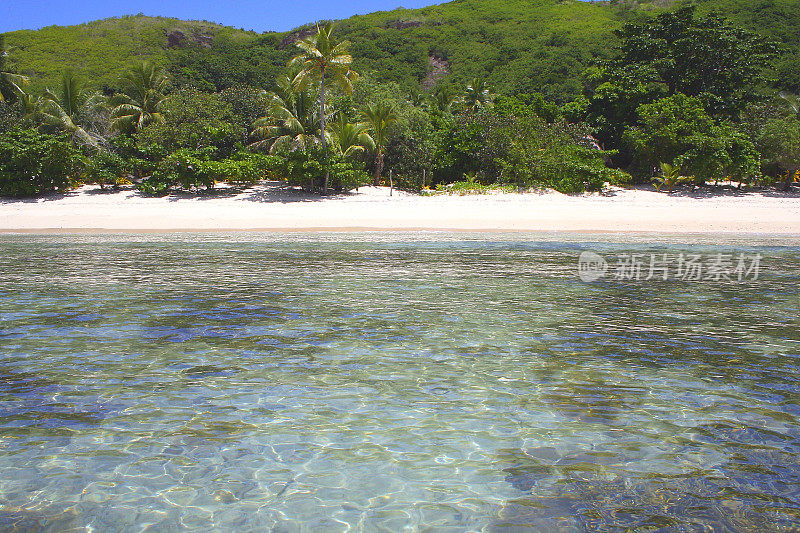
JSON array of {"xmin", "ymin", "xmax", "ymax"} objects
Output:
[{"xmin": 1, "ymin": 232, "xmax": 799, "ymax": 532}]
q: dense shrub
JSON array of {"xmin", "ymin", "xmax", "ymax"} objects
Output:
[
  {"xmin": 0, "ymin": 102, "xmax": 25, "ymax": 133},
  {"xmin": 139, "ymin": 148, "xmax": 216, "ymax": 194},
  {"xmin": 430, "ymin": 109, "xmax": 625, "ymax": 193},
  {"xmin": 135, "ymin": 88, "xmax": 247, "ymax": 159},
  {"xmin": 84, "ymin": 149, "xmax": 129, "ymax": 188},
  {"xmin": 270, "ymin": 148, "xmax": 369, "ymax": 192},
  {"xmin": 0, "ymin": 128, "xmax": 84, "ymax": 197},
  {"xmin": 624, "ymin": 94, "xmax": 760, "ymax": 183},
  {"xmin": 202, "ymin": 152, "xmax": 282, "ymax": 185},
  {"xmin": 757, "ymin": 116, "xmax": 800, "ymax": 190},
  {"xmin": 492, "ymin": 115, "xmax": 629, "ymax": 193},
  {"xmin": 137, "ymin": 149, "xmax": 284, "ymax": 193}
]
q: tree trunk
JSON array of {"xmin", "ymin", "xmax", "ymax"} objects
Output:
[
  {"xmin": 373, "ymin": 152, "xmax": 384, "ymax": 186},
  {"xmin": 783, "ymin": 169, "xmax": 796, "ymax": 192},
  {"xmin": 319, "ymin": 71, "xmax": 328, "ymax": 195}
]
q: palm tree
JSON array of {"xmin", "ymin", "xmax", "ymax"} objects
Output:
[
  {"xmin": 408, "ymin": 86, "xmax": 427, "ymax": 107},
  {"xmin": 0, "ymin": 35, "xmax": 29, "ymax": 102},
  {"xmin": 362, "ymin": 103, "xmax": 398, "ymax": 186},
  {"xmin": 462, "ymin": 78, "xmax": 493, "ymax": 112},
  {"xmin": 431, "ymin": 85, "xmax": 456, "ymax": 113},
  {"xmin": 329, "ymin": 114, "xmax": 374, "ymax": 158},
  {"xmin": 110, "ymin": 61, "xmax": 168, "ymax": 132},
  {"xmin": 39, "ymin": 69, "xmax": 104, "ymax": 148},
  {"xmin": 289, "ymin": 22, "xmax": 358, "ymax": 193},
  {"xmin": 655, "ymin": 162, "xmax": 682, "ymax": 193},
  {"xmin": 250, "ymin": 74, "xmax": 326, "ymax": 153}
]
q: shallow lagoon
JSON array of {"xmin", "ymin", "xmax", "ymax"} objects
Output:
[{"xmin": 1, "ymin": 232, "xmax": 799, "ymax": 531}]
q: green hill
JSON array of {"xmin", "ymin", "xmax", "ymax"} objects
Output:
[
  {"xmin": 4, "ymin": 15, "xmax": 262, "ymax": 93},
  {"xmin": 5, "ymin": 0, "xmax": 800, "ymax": 101}
]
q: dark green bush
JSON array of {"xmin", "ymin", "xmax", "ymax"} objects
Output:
[
  {"xmin": 624, "ymin": 94, "xmax": 761, "ymax": 183},
  {"xmin": 223, "ymin": 152, "xmax": 283, "ymax": 184},
  {"xmin": 271, "ymin": 148, "xmax": 369, "ymax": 192},
  {"xmin": 85, "ymin": 149, "xmax": 129, "ymax": 188},
  {"xmin": 137, "ymin": 149, "xmax": 284, "ymax": 193},
  {"xmin": 0, "ymin": 128, "xmax": 84, "ymax": 197},
  {"xmin": 431, "ymin": 109, "xmax": 627, "ymax": 193},
  {"xmin": 135, "ymin": 88, "xmax": 247, "ymax": 159},
  {"xmin": 138, "ymin": 148, "xmax": 216, "ymax": 194}
]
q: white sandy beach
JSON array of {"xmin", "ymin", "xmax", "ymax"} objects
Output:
[{"xmin": 1, "ymin": 182, "xmax": 799, "ymax": 234}]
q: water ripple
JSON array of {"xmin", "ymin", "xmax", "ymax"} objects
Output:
[{"xmin": 0, "ymin": 233, "xmax": 798, "ymax": 531}]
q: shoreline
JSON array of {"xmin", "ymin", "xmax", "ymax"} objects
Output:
[
  {"xmin": 3, "ymin": 227, "xmax": 800, "ymax": 237},
  {"xmin": 2, "ymin": 183, "xmax": 799, "ymax": 236}
]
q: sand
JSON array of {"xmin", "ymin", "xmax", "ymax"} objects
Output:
[{"xmin": 1, "ymin": 182, "xmax": 799, "ymax": 234}]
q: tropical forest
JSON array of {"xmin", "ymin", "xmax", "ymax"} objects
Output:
[{"xmin": 1, "ymin": 0, "xmax": 800, "ymax": 197}]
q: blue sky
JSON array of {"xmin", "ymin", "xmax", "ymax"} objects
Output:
[{"xmin": 1, "ymin": 0, "xmax": 444, "ymax": 33}]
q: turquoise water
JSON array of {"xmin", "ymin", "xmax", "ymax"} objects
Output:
[{"xmin": 1, "ymin": 233, "xmax": 799, "ymax": 531}]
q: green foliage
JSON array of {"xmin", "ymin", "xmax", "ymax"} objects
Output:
[
  {"xmin": 38, "ymin": 69, "xmax": 107, "ymax": 149},
  {"xmin": 5, "ymin": 16, "xmax": 258, "ymax": 93},
  {"xmin": 431, "ymin": 109, "xmax": 626, "ymax": 193},
  {"xmin": 168, "ymin": 33, "xmax": 288, "ymax": 92},
  {"xmin": 653, "ymin": 162, "xmax": 690, "ymax": 192},
  {"xmin": 136, "ymin": 87, "xmax": 246, "ymax": 158},
  {"xmin": 85, "ymin": 149, "xmax": 129, "ymax": 188},
  {"xmin": 580, "ymin": 5, "xmax": 781, "ymax": 155},
  {"xmin": 329, "ymin": 116, "xmax": 374, "ymax": 158},
  {"xmin": 495, "ymin": 93, "xmax": 561, "ymax": 123},
  {"xmin": 207, "ymin": 152, "xmax": 283, "ymax": 184},
  {"xmin": 335, "ymin": 0, "xmax": 628, "ymax": 101},
  {"xmin": 289, "ymin": 22, "xmax": 359, "ymax": 193},
  {"xmin": 492, "ymin": 114, "xmax": 629, "ymax": 193},
  {"xmin": 137, "ymin": 149, "xmax": 281, "ymax": 193},
  {"xmin": 249, "ymin": 74, "xmax": 321, "ymax": 154},
  {"xmin": 0, "ymin": 34, "xmax": 30, "ymax": 103},
  {"xmin": 431, "ymin": 111, "xmax": 495, "ymax": 183},
  {"xmin": 0, "ymin": 128, "xmax": 84, "ymax": 197},
  {"xmin": 139, "ymin": 147, "xmax": 216, "ymax": 194},
  {"xmin": 462, "ymin": 78, "xmax": 493, "ymax": 112},
  {"xmin": 8, "ymin": 0, "xmax": 799, "ymax": 104},
  {"xmin": 0, "ymin": 101, "xmax": 25, "ymax": 132},
  {"xmin": 362, "ymin": 102, "xmax": 399, "ymax": 184},
  {"xmin": 757, "ymin": 116, "xmax": 800, "ymax": 189},
  {"xmin": 4, "ymin": 2, "xmax": 800, "ymax": 198},
  {"xmin": 271, "ymin": 147, "xmax": 368, "ymax": 192},
  {"xmin": 430, "ymin": 180, "xmax": 514, "ymax": 195},
  {"xmin": 219, "ymin": 84, "xmax": 270, "ymax": 129},
  {"xmin": 624, "ymin": 93, "xmax": 713, "ymax": 175},
  {"xmin": 110, "ymin": 61, "xmax": 169, "ymax": 133},
  {"xmin": 624, "ymin": 93, "xmax": 760, "ymax": 183},
  {"xmin": 610, "ymin": 6, "xmax": 778, "ymax": 115}
]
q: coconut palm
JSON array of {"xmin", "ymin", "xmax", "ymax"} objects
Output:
[
  {"xmin": 289, "ymin": 22, "xmax": 358, "ymax": 192},
  {"xmin": 431, "ymin": 85, "xmax": 456, "ymax": 113},
  {"xmin": 462, "ymin": 78, "xmax": 493, "ymax": 112},
  {"xmin": 408, "ymin": 86, "xmax": 427, "ymax": 107},
  {"xmin": 329, "ymin": 114, "xmax": 374, "ymax": 158},
  {"xmin": 362, "ymin": 103, "xmax": 398, "ymax": 186},
  {"xmin": 250, "ymin": 74, "xmax": 326, "ymax": 153},
  {"xmin": 39, "ymin": 69, "xmax": 105, "ymax": 148},
  {"xmin": 0, "ymin": 35, "xmax": 29, "ymax": 102},
  {"xmin": 654, "ymin": 162, "xmax": 691, "ymax": 193},
  {"xmin": 110, "ymin": 61, "xmax": 169, "ymax": 132}
]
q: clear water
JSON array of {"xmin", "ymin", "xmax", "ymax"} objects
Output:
[{"xmin": 1, "ymin": 232, "xmax": 799, "ymax": 532}]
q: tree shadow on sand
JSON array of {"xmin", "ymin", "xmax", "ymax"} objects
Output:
[
  {"xmin": 629, "ymin": 183, "xmax": 800, "ymax": 199},
  {"xmin": 164, "ymin": 181, "xmax": 347, "ymax": 204}
]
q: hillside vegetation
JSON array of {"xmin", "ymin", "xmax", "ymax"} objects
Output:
[
  {"xmin": 3, "ymin": 1, "xmax": 800, "ymax": 200},
  {"xmin": 5, "ymin": 0, "xmax": 800, "ymax": 100}
]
